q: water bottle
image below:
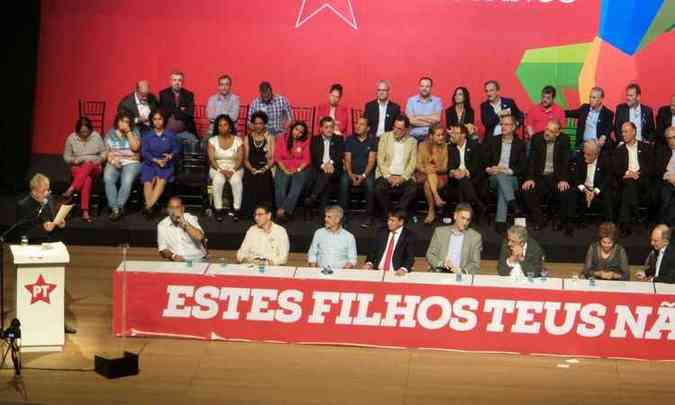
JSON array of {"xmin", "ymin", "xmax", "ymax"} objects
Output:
[
  {"xmin": 589, "ymin": 275, "xmax": 596, "ymax": 287},
  {"xmin": 257, "ymin": 257, "xmax": 266, "ymax": 273},
  {"xmin": 540, "ymin": 270, "xmax": 549, "ymax": 282},
  {"xmin": 20, "ymin": 235, "xmax": 28, "ymax": 246},
  {"xmin": 527, "ymin": 272, "xmax": 535, "ymax": 283},
  {"xmin": 455, "ymin": 270, "xmax": 463, "ymax": 282}
]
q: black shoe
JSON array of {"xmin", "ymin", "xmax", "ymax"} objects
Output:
[
  {"xmin": 142, "ymin": 207, "xmax": 152, "ymax": 219},
  {"xmin": 215, "ymin": 209, "xmax": 224, "ymax": 222},
  {"xmin": 232, "ymin": 210, "xmax": 240, "ymax": 222},
  {"xmin": 495, "ymin": 222, "xmax": 508, "ymax": 236},
  {"xmin": 507, "ymin": 200, "xmax": 523, "ymax": 217},
  {"xmin": 564, "ymin": 223, "xmax": 574, "ymax": 237},
  {"xmin": 535, "ymin": 220, "xmax": 548, "ymax": 231},
  {"xmin": 552, "ymin": 221, "xmax": 563, "ymax": 232},
  {"xmin": 109, "ymin": 208, "xmax": 122, "ymax": 222},
  {"xmin": 65, "ymin": 325, "xmax": 77, "ymax": 334},
  {"xmin": 620, "ymin": 224, "xmax": 632, "ymax": 237},
  {"xmin": 304, "ymin": 195, "xmax": 317, "ymax": 208},
  {"xmin": 361, "ymin": 218, "xmax": 373, "ymax": 229}
]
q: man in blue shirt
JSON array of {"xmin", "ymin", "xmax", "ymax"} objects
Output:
[
  {"xmin": 307, "ymin": 205, "xmax": 358, "ymax": 269},
  {"xmin": 406, "ymin": 77, "xmax": 443, "ymax": 141},
  {"xmin": 341, "ymin": 117, "xmax": 378, "ymax": 228}
]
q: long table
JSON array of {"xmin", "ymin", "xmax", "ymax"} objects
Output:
[{"xmin": 113, "ymin": 261, "xmax": 675, "ymax": 360}]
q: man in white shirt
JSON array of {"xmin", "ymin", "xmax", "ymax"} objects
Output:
[
  {"xmin": 575, "ymin": 140, "xmax": 613, "ymax": 222},
  {"xmin": 237, "ymin": 204, "xmax": 289, "ymax": 265},
  {"xmin": 157, "ymin": 197, "xmax": 206, "ymax": 261},
  {"xmin": 636, "ymin": 224, "xmax": 675, "ymax": 283},
  {"xmin": 658, "ymin": 127, "xmax": 675, "ymax": 225},
  {"xmin": 364, "ymin": 80, "xmax": 401, "ymax": 138},
  {"xmin": 116, "ymin": 80, "xmax": 159, "ymax": 132},
  {"xmin": 613, "ymin": 122, "xmax": 655, "ymax": 236}
]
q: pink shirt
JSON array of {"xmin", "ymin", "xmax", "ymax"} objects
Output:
[
  {"xmin": 526, "ymin": 103, "xmax": 566, "ymax": 135},
  {"xmin": 274, "ymin": 133, "xmax": 311, "ymax": 171}
]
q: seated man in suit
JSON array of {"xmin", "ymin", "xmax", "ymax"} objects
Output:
[
  {"xmin": 613, "ymin": 122, "xmax": 655, "ymax": 236},
  {"xmin": 305, "ymin": 116, "xmax": 345, "ymax": 214},
  {"xmin": 521, "ymin": 120, "xmax": 574, "ymax": 235},
  {"xmin": 159, "ymin": 70, "xmax": 197, "ymax": 143},
  {"xmin": 443, "ymin": 125, "xmax": 485, "ymax": 221},
  {"xmin": 497, "ymin": 225, "xmax": 545, "ymax": 277},
  {"xmin": 575, "ymin": 140, "xmax": 613, "ymax": 223},
  {"xmin": 615, "ymin": 83, "xmax": 656, "ymax": 143},
  {"xmin": 656, "ymin": 127, "xmax": 675, "ymax": 226},
  {"xmin": 425, "ymin": 203, "xmax": 482, "ymax": 274},
  {"xmin": 565, "ymin": 86, "xmax": 615, "ymax": 151},
  {"xmin": 365, "ymin": 209, "xmax": 415, "ymax": 275},
  {"xmin": 364, "ymin": 80, "xmax": 401, "ymax": 138},
  {"xmin": 374, "ymin": 114, "xmax": 418, "ymax": 219},
  {"xmin": 117, "ymin": 80, "xmax": 159, "ymax": 133},
  {"xmin": 15, "ymin": 173, "xmax": 65, "ymax": 243},
  {"xmin": 656, "ymin": 95, "xmax": 675, "ymax": 145},
  {"xmin": 636, "ymin": 224, "xmax": 675, "ymax": 284},
  {"xmin": 480, "ymin": 80, "xmax": 522, "ymax": 137},
  {"xmin": 483, "ymin": 114, "xmax": 527, "ymax": 234}
]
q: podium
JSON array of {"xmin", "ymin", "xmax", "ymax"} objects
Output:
[{"xmin": 10, "ymin": 242, "xmax": 69, "ymax": 352}]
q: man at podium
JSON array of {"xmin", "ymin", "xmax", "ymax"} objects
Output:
[{"xmin": 15, "ymin": 173, "xmax": 65, "ymax": 242}]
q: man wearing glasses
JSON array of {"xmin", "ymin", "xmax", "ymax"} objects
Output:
[
  {"xmin": 497, "ymin": 225, "xmax": 544, "ymax": 278},
  {"xmin": 15, "ymin": 173, "xmax": 65, "ymax": 242},
  {"xmin": 364, "ymin": 80, "xmax": 401, "ymax": 138}
]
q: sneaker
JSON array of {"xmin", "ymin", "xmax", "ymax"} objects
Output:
[{"xmin": 109, "ymin": 208, "xmax": 122, "ymax": 222}]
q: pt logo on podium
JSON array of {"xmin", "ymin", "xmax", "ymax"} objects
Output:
[{"xmin": 24, "ymin": 274, "xmax": 57, "ymax": 305}]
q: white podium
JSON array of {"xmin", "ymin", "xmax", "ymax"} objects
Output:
[{"xmin": 10, "ymin": 242, "xmax": 69, "ymax": 352}]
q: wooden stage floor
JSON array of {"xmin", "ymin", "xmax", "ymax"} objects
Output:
[{"xmin": 0, "ymin": 246, "xmax": 673, "ymax": 405}]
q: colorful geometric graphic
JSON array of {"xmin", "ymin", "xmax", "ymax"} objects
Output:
[{"xmin": 517, "ymin": 0, "xmax": 675, "ymax": 106}]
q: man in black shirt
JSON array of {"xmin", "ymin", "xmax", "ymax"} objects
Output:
[
  {"xmin": 341, "ymin": 117, "xmax": 378, "ymax": 228},
  {"xmin": 15, "ymin": 173, "xmax": 65, "ymax": 243}
]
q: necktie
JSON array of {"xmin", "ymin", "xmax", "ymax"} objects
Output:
[
  {"xmin": 174, "ymin": 92, "xmax": 180, "ymax": 109},
  {"xmin": 382, "ymin": 232, "xmax": 396, "ymax": 271}
]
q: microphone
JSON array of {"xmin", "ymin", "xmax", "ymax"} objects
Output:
[{"xmin": 37, "ymin": 199, "xmax": 48, "ymax": 217}]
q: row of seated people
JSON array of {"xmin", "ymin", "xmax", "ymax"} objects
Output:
[
  {"xmin": 115, "ymin": 72, "xmax": 675, "ymax": 146},
  {"xmin": 16, "ymin": 173, "xmax": 675, "ymax": 284},
  {"xmin": 153, "ymin": 196, "xmax": 675, "ymax": 284},
  {"xmin": 61, "ymin": 104, "xmax": 675, "ymax": 238}
]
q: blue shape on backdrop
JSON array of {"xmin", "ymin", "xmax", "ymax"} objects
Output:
[{"xmin": 598, "ymin": 0, "xmax": 664, "ymax": 55}]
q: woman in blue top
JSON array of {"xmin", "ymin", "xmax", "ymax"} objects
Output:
[{"xmin": 141, "ymin": 110, "xmax": 178, "ymax": 217}]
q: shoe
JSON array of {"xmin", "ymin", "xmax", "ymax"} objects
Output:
[
  {"xmin": 215, "ymin": 209, "xmax": 224, "ymax": 222},
  {"xmin": 304, "ymin": 195, "xmax": 317, "ymax": 208},
  {"xmin": 109, "ymin": 208, "xmax": 122, "ymax": 222},
  {"xmin": 535, "ymin": 220, "xmax": 548, "ymax": 231},
  {"xmin": 620, "ymin": 224, "xmax": 632, "ymax": 237},
  {"xmin": 65, "ymin": 325, "xmax": 77, "ymax": 334},
  {"xmin": 507, "ymin": 200, "xmax": 523, "ymax": 217},
  {"xmin": 495, "ymin": 222, "xmax": 508, "ymax": 236},
  {"xmin": 564, "ymin": 224, "xmax": 574, "ymax": 237},
  {"xmin": 361, "ymin": 218, "xmax": 373, "ymax": 229},
  {"xmin": 232, "ymin": 210, "xmax": 240, "ymax": 222},
  {"xmin": 82, "ymin": 210, "xmax": 92, "ymax": 223}
]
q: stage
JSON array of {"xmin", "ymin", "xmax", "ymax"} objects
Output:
[
  {"xmin": 0, "ymin": 193, "xmax": 655, "ymax": 266},
  {"xmin": 0, "ymin": 246, "xmax": 673, "ymax": 405}
]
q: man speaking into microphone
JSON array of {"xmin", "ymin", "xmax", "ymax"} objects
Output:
[
  {"xmin": 158, "ymin": 196, "xmax": 206, "ymax": 262},
  {"xmin": 15, "ymin": 173, "xmax": 65, "ymax": 242}
]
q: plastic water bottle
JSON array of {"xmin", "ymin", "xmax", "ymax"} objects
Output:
[
  {"xmin": 589, "ymin": 275, "xmax": 596, "ymax": 287},
  {"xmin": 455, "ymin": 270, "xmax": 463, "ymax": 282},
  {"xmin": 540, "ymin": 270, "xmax": 549, "ymax": 282},
  {"xmin": 527, "ymin": 271, "xmax": 535, "ymax": 283},
  {"xmin": 20, "ymin": 235, "xmax": 28, "ymax": 246},
  {"xmin": 257, "ymin": 257, "xmax": 266, "ymax": 273}
]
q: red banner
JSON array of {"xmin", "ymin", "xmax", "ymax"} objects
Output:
[{"xmin": 113, "ymin": 270, "xmax": 675, "ymax": 360}]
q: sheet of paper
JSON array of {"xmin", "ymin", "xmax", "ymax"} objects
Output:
[{"xmin": 54, "ymin": 204, "xmax": 74, "ymax": 223}]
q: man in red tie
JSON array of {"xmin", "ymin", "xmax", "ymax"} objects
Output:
[{"xmin": 365, "ymin": 210, "xmax": 416, "ymax": 275}]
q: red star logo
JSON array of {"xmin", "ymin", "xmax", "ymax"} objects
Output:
[{"xmin": 24, "ymin": 274, "xmax": 57, "ymax": 304}]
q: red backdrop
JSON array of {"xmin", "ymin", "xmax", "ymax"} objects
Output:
[{"xmin": 32, "ymin": 0, "xmax": 674, "ymax": 154}]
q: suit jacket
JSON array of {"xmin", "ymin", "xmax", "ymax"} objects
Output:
[
  {"xmin": 445, "ymin": 106, "xmax": 475, "ymax": 127},
  {"xmin": 526, "ymin": 132, "xmax": 571, "ymax": 182},
  {"xmin": 565, "ymin": 104, "xmax": 615, "ymax": 147},
  {"xmin": 314, "ymin": 104, "xmax": 351, "ymax": 136},
  {"xmin": 655, "ymin": 144, "xmax": 675, "ymax": 179},
  {"xmin": 159, "ymin": 87, "xmax": 196, "ymax": 131},
  {"xmin": 15, "ymin": 195, "xmax": 61, "ymax": 243},
  {"xmin": 366, "ymin": 227, "xmax": 416, "ymax": 271},
  {"xmin": 645, "ymin": 242, "xmax": 675, "ymax": 284},
  {"xmin": 448, "ymin": 139, "xmax": 482, "ymax": 181},
  {"xmin": 574, "ymin": 154, "xmax": 612, "ymax": 194},
  {"xmin": 612, "ymin": 141, "xmax": 655, "ymax": 180},
  {"xmin": 497, "ymin": 237, "xmax": 545, "ymax": 277},
  {"xmin": 614, "ymin": 103, "xmax": 656, "ymax": 143},
  {"xmin": 310, "ymin": 135, "xmax": 345, "ymax": 173},
  {"xmin": 375, "ymin": 132, "xmax": 417, "ymax": 180},
  {"xmin": 482, "ymin": 135, "xmax": 528, "ymax": 178},
  {"xmin": 117, "ymin": 92, "xmax": 159, "ymax": 123},
  {"xmin": 480, "ymin": 97, "xmax": 522, "ymax": 137},
  {"xmin": 425, "ymin": 226, "xmax": 482, "ymax": 274},
  {"xmin": 656, "ymin": 105, "xmax": 675, "ymax": 144},
  {"xmin": 363, "ymin": 100, "xmax": 401, "ymax": 137}
]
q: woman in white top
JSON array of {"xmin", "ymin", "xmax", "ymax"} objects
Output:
[{"xmin": 207, "ymin": 114, "xmax": 244, "ymax": 221}]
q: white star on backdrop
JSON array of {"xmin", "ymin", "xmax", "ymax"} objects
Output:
[{"xmin": 295, "ymin": 0, "xmax": 358, "ymax": 30}]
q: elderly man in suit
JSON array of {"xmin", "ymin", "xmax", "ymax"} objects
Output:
[
  {"xmin": 521, "ymin": 120, "xmax": 574, "ymax": 235},
  {"xmin": 614, "ymin": 121, "xmax": 655, "ymax": 236},
  {"xmin": 565, "ymin": 86, "xmax": 615, "ymax": 151},
  {"xmin": 117, "ymin": 80, "xmax": 159, "ymax": 133},
  {"xmin": 636, "ymin": 224, "xmax": 675, "ymax": 284},
  {"xmin": 656, "ymin": 95, "xmax": 675, "ymax": 146},
  {"xmin": 497, "ymin": 225, "xmax": 545, "ymax": 277},
  {"xmin": 364, "ymin": 80, "xmax": 401, "ymax": 138},
  {"xmin": 657, "ymin": 127, "xmax": 675, "ymax": 226},
  {"xmin": 305, "ymin": 116, "xmax": 345, "ymax": 213},
  {"xmin": 575, "ymin": 140, "xmax": 614, "ymax": 223},
  {"xmin": 365, "ymin": 210, "xmax": 416, "ymax": 275},
  {"xmin": 159, "ymin": 70, "xmax": 197, "ymax": 138},
  {"xmin": 426, "ymin": 203, "xmax": 482, "ymax": 274}
]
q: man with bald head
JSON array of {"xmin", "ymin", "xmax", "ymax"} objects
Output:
[
  {"xmin": 574, "ymin": 140, "xmax": 613, "ymax": 223},
  {"xmin": 117, "ymin": 80, "xmax": 159, "ymax": 132},
  {"xmin": 565, "ymin": 86, "xmax": 615, "ymax": 151},
  {"xmin": 521, "ymin": 120, "xmax": 574, "ymax": 235},
  {"xmin": 656, "ymin": 127, "xmax": 675, "ymax": 225},
  {"xmin": 613, "ymin": 121, "xmax": 655, "ymax": 236},
  {"xmin": 636, "ymin": 224, "xmax": 675, "ymax": 283}
]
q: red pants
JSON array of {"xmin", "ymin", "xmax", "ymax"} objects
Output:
[{"xmin": 69, "ymin": 161, "xmax": 102, "ymax": 210}]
